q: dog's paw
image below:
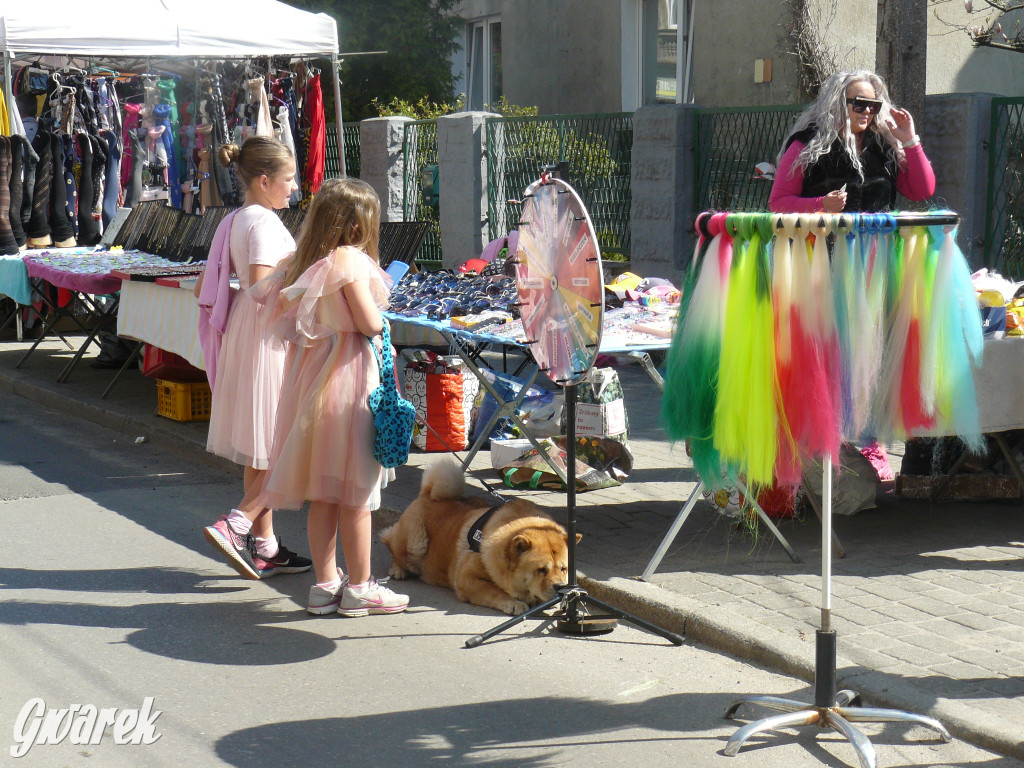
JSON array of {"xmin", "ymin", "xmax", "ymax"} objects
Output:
[
  {"xmin": 389, "ymin": 564, "xmax": 410, "ymax": 580},
  {"xmin": 506, "ymin": 599, "xmax": 530, "ymax": 616}
]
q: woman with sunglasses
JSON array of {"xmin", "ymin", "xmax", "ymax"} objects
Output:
[{"xmin": 769, "ymin": 70, "xmax": 935, "ymax": 214}]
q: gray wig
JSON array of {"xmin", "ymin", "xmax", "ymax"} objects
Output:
[{"xmin": 778, "ymin": 70, "xmax": 904, "ymax": 181}]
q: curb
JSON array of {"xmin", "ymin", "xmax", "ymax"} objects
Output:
[{"xmin": 4, "ymin": 365, "xmax": 1022, "ymax": 761}]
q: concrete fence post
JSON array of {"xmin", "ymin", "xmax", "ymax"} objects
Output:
[
  {"xmin": 436, "ymin": 111, "xmax": 499, "ymax": 270},
  {"xmin": 923, "ymin": 93, "xmax": 993, "ymax": 268},
  {"xmin": 629, "ymin": 104, "xmax": 697, "ymax": 286},
  {"xmin": 360, "ymin": 116, "xmax": 412, "ymax": 223}
]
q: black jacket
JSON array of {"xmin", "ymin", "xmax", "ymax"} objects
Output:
[{"xmin": 786, "ymin": 125, "xmax": 900, "ymax": 212}]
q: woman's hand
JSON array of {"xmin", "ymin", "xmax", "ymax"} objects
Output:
[
  {"xmin": 886, "ymin": 107, "xmax": 916, "ymax": 144},
  {"xmin": 822, "ymin": 188, "xmax": 847, "ymax": 213}
]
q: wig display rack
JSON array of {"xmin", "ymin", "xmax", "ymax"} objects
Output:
[
  {"xmin": 717, "ymin": 212, "xmax": 959, "ymax": 768},
  {"xmin": 466, "ymin": 170, "xmax": 683, "ymax": 649}
]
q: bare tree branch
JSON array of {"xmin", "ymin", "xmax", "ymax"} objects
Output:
[{"xmin": 931, "ymin": 0, "xmax": 1024, "ymax": 52}]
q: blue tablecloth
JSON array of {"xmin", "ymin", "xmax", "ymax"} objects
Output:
[{"xmin": 0, "ymin": 255, "xmax": 30, "ymax": 306}]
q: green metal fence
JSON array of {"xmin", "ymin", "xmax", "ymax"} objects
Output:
[
  {"xmin": 324, "ymin": 123, "xmax": 361, "ymax": 179},
  {"xmin": 485, "ymin": 113, "xmax": 633, "ymax": 260},
  {"xmin": 694, "ymin": 105, "xmax": 804, "ymax": 212},
  {"xmin": 985, "ymin": 97, "xmax": 1024, "ymax": 276},
  {"xmin": 402, "ymin": 119, "xmax": 442, "ymax": 268}
]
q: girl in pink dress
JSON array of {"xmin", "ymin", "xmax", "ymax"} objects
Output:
[
  {"xmin": 195, "ymin": 136, "xmax": 311, "ymax": 580},
  {"xmin": 256, "ymin": 178, "xmax": 408, "ymax": 617}
]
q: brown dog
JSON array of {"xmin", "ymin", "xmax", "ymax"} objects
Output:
[{"xmin": 381, "ymin": 461, "xmax": 577, "ymax": 615}]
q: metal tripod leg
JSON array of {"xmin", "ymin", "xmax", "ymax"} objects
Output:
[
  {"xmin": 641, "ymin": 481, "xmax": 704, "ymax": 580},
  {"xmin": 723, "ymin": 708, "xmax": 822, "ymax": 756},
  {"xmin": 465, "ymin": 593, "xmax": 563, "ymax": 648}
]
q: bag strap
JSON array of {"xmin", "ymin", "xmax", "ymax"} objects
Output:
[{"xmin": 369, "ymin": 319, "xmax": 393, "ymax": 380}]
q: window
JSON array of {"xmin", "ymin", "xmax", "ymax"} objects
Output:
[
  {"xmin": 466, "ymin": 17, "xmax": 502, "ymax": 111},
  {"xmin": 643, "ymin": 0, "xmax": 676, "ymax": 103}
]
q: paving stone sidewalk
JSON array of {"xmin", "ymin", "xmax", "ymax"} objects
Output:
[{"xmin": 2, "ymin": 336, "xmax": 1022, "ymax": 760}]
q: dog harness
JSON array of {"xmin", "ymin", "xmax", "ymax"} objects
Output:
[{"xmin": 467, "ymin": 504, "xmax": 503, "ymax": 553}]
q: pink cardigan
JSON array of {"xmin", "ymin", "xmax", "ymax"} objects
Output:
[
  {"xmin": 769, "ymin": 140, "xmax": 936, "ymax": 213},
  {"xmin": 197, "ymin": 211, "xmax": 238, "ymax": 390}
]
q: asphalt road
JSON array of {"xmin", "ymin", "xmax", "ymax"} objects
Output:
[{"xmin": 0, "ymin": 394, "xmax": 1017, "ymax": 768}]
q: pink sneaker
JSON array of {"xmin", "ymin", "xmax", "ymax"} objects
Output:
[
  {"xmin": 860, "ymin": 442, "xmax": 894, "ymax": 482},
  {"xmin": 203, "ymin": 516, "xmax": 260, "ymax": 580}
]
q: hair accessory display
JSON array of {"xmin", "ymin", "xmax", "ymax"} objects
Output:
[{"xmin": 662, "ymin": 210, "xmax": 983, "ymax": 490}]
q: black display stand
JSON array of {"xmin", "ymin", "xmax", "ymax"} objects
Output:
[{"xmin": 466, "ymin": 383, "xmax": 683, "ymax": 647}]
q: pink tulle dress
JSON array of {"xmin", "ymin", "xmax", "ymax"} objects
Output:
[
  {"xmin": 256, "ymin": 246, "xmax": 392, "ymax": 512},
  {"xmin": 205, "ymin": 206, "xmax": 295, "ymax": 469}
]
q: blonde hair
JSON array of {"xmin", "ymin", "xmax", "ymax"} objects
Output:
[
  {"xmin": 778, "ymin": 70, "xmax": 903, "ymax": 181},
  {"xmin": 284, "ymin": 178, "xmax": 381, "ymax": 287},
  {"xmin": 218, "ymin": 136, "xmax": 294, "ymax": 188}
]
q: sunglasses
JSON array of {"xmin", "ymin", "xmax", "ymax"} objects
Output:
[{"xmin": 846, "ymin": 97, "xmax": 883, "ymax": 115}]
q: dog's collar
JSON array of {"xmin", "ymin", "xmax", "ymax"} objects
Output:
[{"xmin": 467, "ymin": 504, "xmax": 503, "ymax": 553}]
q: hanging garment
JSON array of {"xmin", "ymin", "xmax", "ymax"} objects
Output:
[
  {"xmin": 75, "ymin": 133, "xmax": 100, "ymax": 245},
  {"xmin": 153, "ymin": 103, "xmax": 182, "ymax": 208},
  {"xmin": 101, "ymin": 129, "xmax": 121, "ymax": 226},
  {"xmin": 302, "ymin": 73, "xmax": 325, "ymax": 198},
  {"xmin": 18, "ymin": 135, "xmax": 39, "ymax": 237},
  {"xmin": 194, "ymin": 123, "xmax": 222, "ymax": 209},
  {"xmin": 274, "ymin": 105, "xmax": 302, "ymax": 204},
  {"xmin": 50, "ymin": 134, "xmax": 76, "ymax": 246},
  {"xmin": 26, "ymin": 129, "xmax": 52, "ymax": 245},
  {"xmin": 0, "ymin": 137, "xmax": 19, "ymax": 255},
  {"xmin": 8, "ymin": 134, "xmax": 27, "ymax": 248},
  {"xmin": 247, "ymin": 77, "xmax": 274, "ymax": 137},
  {"xmin": 124, "ymin": 129, "xmax": 145, "ymax": 208},
  {"xmin": 121, "ymin": 101, "xmax": 142, "ymax": 193}
]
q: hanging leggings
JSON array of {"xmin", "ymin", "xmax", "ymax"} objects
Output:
[
  {"xmin": 50, "ymin": 134, "xmax": 76, "ymax": 245},
  {"xmin": 0, "ymin": 137, "xmax": 19, "ymax": 255},
  {"xmin": 101, "ymin": 130, "xmax": 121, "ymax": 227},
  {"xmin": 88, "ymin": 134, "xmax": 107, "ymax": 225},
  {"xmin": 124, "ymin": 129, "xmax": 145, "ymax": 208},
  {"xmin": 27, "ymin": 130, "xmax": 52, "ymax": 243},
  {"xmin": 8, "ymin": 135, "xmax": 27, "ymax": 248},
  {"xmin": 76, "ymin": 134, "xmax": 100, "ymax": 246},
  {"xmin": 19, "ymin": 135, "xmax": 39, "ymax": 237}
]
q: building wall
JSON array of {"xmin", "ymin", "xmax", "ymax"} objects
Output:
[
  {"xmin": 457, "ymin": 0, "xmax": 623, "ymax": 114},
  {"xmin": 927, "ymin": 4, "xmax": 1024, "ymax": 97},
  {"xmin": 691, "ymin": 0, "xmax": 801, "ymax": 107}
]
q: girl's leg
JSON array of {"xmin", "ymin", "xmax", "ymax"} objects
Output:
[
  {"xmin": 238, "ymin": 465, "xmax": 273, "ymax": 540},
  {"xmin": 308, "ymin": 500, "xmax": 342, "ymax": 584},
  {"xmin": 336, "ymin": 504, "xmax": 372, "ymax": 586}
]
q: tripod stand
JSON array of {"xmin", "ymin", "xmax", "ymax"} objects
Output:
[
  {"xmin": 722, "ymin": 454, "xmax": 951, "ymax": 768},
  {"xmin": 466, "ymin": 382, "xmax": 684, "ymax": 648}
]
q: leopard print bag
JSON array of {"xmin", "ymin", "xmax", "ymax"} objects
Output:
[{"xmin": 367, "ymin": 320, "xmax": 416, "ymax": 468}]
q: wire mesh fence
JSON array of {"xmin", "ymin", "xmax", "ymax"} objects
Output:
[
  {"xmin": 986, "ymin": 97, "xmax": 1024, "ymax": 277},
  {"xmin": 485, "ymin": 113, "xmax": 633, "ymax": 261},
  {"xmin": 402, "ymin": 119, "xmax": 442, "ymax": 269},
  {"xmin": 694, "ymin": 105, "xmax": 803, "ymax": 213},
  {"xmin": 324, "ymin": 123, "xmax": 361, "ymax": 179}
]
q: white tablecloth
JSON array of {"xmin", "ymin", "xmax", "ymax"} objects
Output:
[{"xmin": 116, "ymin": 280, "xmax": 204, "ymax": 370}]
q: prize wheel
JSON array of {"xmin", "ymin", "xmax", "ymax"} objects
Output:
[{"xmin": 514, "ymin": 176, "xmax": 604, "ymax": 385}]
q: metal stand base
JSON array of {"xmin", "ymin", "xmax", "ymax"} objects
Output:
[
  {"xmin": 465, "ymin": 586, "xmax": 683, "ymax": 649},
  {"xmin": 723, "ymin": 631, "xmax": 951, "ymax": 768}
]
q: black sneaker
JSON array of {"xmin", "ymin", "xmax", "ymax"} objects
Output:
[
  {"xmin": 254, "ymin": 538, "xmax": 313, "ymax": 578},
  {"xmin": 203, "ymin": 515, "xmax": 261, "ymax": 580}
]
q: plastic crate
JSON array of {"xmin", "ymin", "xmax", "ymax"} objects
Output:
[{"xmin": 157, "ymin": 378, "xmax": 212, "ymax": 422}]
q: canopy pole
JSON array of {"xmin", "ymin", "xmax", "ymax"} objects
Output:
[
  {"xmin": 331, "ymin": 52, "xmax": 346, "ymax": 178},
  {"xmin": 3, "ymin": 51, "xmax": 13, "ymax": 132}
]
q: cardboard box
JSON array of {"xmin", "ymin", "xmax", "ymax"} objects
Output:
[{"xmin": 489, "ymin": 438, "xmax": 535, "ymax": 469}]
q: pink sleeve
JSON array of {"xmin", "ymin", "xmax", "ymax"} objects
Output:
[
  {"xmin": 897, "ymin": 143, "xmax": 936, "ymax": 201},
  {"xmin": 769, "ymin": 141, "xmax": 824, "ymax": 213}
]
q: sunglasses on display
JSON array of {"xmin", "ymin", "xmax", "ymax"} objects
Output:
[{"xmin": 846, "ymin": 97, "xmax": 883, "ymax": 115}]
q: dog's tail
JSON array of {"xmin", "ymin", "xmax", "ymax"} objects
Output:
[{"xmin": 421, "ymin": 460, "xmax": 466, "ymax": 501}]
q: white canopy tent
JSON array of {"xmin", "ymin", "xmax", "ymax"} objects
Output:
[{"xmin": 1, "ymin": 0, "xmax": 348, "ymax": 173}]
